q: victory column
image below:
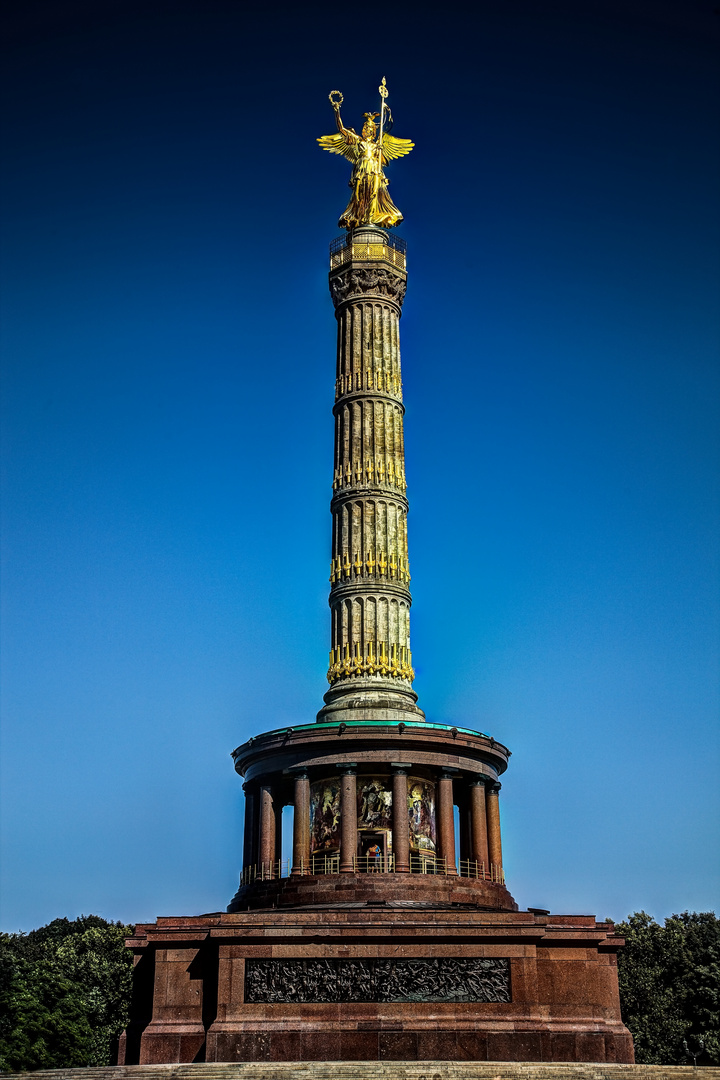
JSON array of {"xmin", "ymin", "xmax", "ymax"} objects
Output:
[
  {"xmin": 119, "ymin": 82, "xmax": 634, "ymax": 1067},
  {"xmin": 319, "ymin": 84, "xmax": 422, "ymax": 728}
]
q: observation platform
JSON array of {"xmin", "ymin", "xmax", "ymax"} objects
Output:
[{"xmin": 330, "ymin": 230, "xmax": 407, "ymax": 272}]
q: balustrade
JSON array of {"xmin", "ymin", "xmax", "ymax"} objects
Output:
[{"xmin": 238, "ymin": 856, "xmax": 505, "ymax": 886}]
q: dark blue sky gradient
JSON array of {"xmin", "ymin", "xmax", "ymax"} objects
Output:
[{"xmin": 1, "ymin": 0, "xmax": 718, "ymax": 931}]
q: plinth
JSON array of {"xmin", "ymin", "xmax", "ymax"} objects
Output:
[{"xmin": 122, "ymin": 904, "xmax": 632, "ymax": 1065}]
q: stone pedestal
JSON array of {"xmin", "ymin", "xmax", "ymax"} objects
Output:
[{"xmin": 121, "ymin": 908, "xmax": 633, "ymax": 1065}]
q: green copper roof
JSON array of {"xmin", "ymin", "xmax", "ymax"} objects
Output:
[{"xmin": 235, "ymin": 718, "xmax": 495, "ymax": 748}]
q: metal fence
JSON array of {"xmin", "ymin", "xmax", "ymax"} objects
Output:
[
  {"xmin": 239, "ymin": 855, "xmax": 504, "ymax": 886},
  {"xmin": 329, "ymin": 232, "xmax": 407, "ymax": 272}
]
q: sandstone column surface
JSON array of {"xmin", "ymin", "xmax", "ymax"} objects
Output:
[{"xmin": 318, "ymin": 227, "xmax": 424, "ymax": 727}]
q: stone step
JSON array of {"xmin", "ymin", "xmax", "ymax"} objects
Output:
[{"xmin": 5, "ymin": 1064, "xmax": 720, "ymax": 1080}]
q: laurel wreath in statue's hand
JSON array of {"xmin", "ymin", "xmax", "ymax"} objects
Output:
[{"xmin": 329, "ymin": 90, "xmax": 343, "ymax": 110}]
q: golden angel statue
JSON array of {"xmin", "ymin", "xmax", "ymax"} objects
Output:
[{"xmin": 318, "ymin": 81, "xmax": 414, "ymax": 229}]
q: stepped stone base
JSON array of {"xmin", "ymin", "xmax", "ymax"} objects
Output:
[
  {"xmin": 119, "ymin": 908, "xmax": 634, "ymax": 1066},
  {"xmin": 227, "ymin": 871, "xmax": 516, "ymax": 912},
  {"xmin": 6, "ymin": 1063, "xmax": 720, "ymax": 1079}
]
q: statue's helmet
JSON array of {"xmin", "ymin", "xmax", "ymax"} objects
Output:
[{"xmin": 362, "ymin": 111, "xmax": 379, "ymax": 137}]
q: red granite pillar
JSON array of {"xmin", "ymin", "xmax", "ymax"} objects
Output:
[
  {"xmin": 391, "ymin": 764, "xmax": 410, "ymax": 873},
  {"xmin": 458, "ymin": 793, "xmax": 471, "ymax": 869},
  {"xmin": 258, "ymin": 782, "xmax": 276, "ymax": 874},
  {"xmin": 470, "ymin": 778, "xmax": 490, "ymax": 873},
  {"xmin": 274, "ymin": 797, "xmax": 283, "ymax": 869},
  {"xmin": 339, "ymin": 766, "xmax": 357, "ymax": 872},
  {"xmin": 292, "ymin": 770, "xmax": 311, "ymax": 875},
  {"xmin": 437, "ymin": 770, "xmax": 458, "ymax": 875},
  {"xmin": 486, "ymin": 782, "xmax": 503, "ymax": 878},
  {"xmin": 242, "ymin": 782, "xmax": 257, "ymax": 870}
]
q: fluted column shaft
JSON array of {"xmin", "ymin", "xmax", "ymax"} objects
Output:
[
  {"xmin": 326, "ymin": 229, "xmax": 415, "ymax": 690},
  {"xmin": 486, "ymin": 783, "xmax": 503, "ymax": 870},
  {"xmin": 291, "ymin": 772, "xmax": 310, "ymax": 875}
]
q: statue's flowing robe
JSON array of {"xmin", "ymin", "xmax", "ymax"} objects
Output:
[{"xmin": 339, "ymin": 138, "xmax": 402, "ymax": 229}]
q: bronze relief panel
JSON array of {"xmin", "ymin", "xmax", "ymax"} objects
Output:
[{"xmin": 245, "ymin": 957, "xmax": 511, "ymax": 1004}]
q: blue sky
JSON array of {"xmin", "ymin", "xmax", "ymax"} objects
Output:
[{"xmin": 1, "ymin": 0, "xmax": 718, "ymax": 932}]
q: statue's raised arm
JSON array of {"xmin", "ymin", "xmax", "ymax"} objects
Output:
[
  {"xmin": 317, "ymin": 82, "xmax": 414, "ymax": 230},
  {"xmin": 317, "ymin": 92, "xmax": 360, "ymax": 164}
]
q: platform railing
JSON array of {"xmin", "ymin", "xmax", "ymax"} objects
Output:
[
  {"xmin": 459, "ymin": 858, "xmax": 506, "ymax": 884},
  {"xmin": 240, "ymin": 860, "xmax": 292, "ymax": 885},
  {"xmin": 329, "ymin": 231, "xmax": 407, "ymax": 272},
  {"xmin": 352, "ymin": 853, "xmax": 395, "ymax": 874},
  {"xmin": 409, "ymin": 852, "xmax": 445, "ymax": 875},
  {"xmin": 312, "ymin": 853, "xmax": 340, "ymax": 875},
  {"xmin": 239, "ymin": 856, "xmax": 504, "ymax": 886}
]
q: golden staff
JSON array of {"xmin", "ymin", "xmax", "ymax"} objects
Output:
[{"xmin": 378, "ymin": 76, "xmax": 388, "ymax": 145}]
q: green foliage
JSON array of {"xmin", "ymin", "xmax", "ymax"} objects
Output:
[
  {"xmin": 0, "ymin": 915, "xmax": 134, "ymax": 1073},
  {"xmin": 616, "ymin": 910, "xmax": 720, "ymax": 1066}
]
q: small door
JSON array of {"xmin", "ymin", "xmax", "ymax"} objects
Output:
[{"xmin": 358, "ymin": 830, "xmax": 387, "ymax": 871}]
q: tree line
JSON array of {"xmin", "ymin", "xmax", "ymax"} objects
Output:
[
  {"xmin": 0, "ymin": 910, "xmax": 717, "ymax": 1071},
  {"xmin": 0, "ymin": 916, "xmax": 133, "ymax": 1072}
]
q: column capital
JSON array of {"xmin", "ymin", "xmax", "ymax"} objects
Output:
[
  {"xmin": 439, "ymin": 767, "xmax": 458, "ymax": 779},
  {"xmin": 390, "ymin": 761, "xmax": 411, "ymax": 773},
  {"xmin": 285, "ymin": 766, "xmax": 309, "ymax": 779},
  {"xmin": 336, "ymin": 761, "xmax": 358, "ymax": 775},
  {"xmin": 488, "ymin": 782, "xmax": 502, "ymax": 794},
  {"xmin": 329, "ymin": 264, "xmax": 407, "ymax": 311},
  {"xmin": 470, "ymin": 775, "xmax": 497, "ymax": 788}
]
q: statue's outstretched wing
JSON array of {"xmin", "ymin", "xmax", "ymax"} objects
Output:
[
  {"xmin": 381, "ymin": 133, "xmax": 414, "ymax": 163},
  {"xmin": 317, "ymin": 129, "xmax": 359, "ymax": 163}
]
